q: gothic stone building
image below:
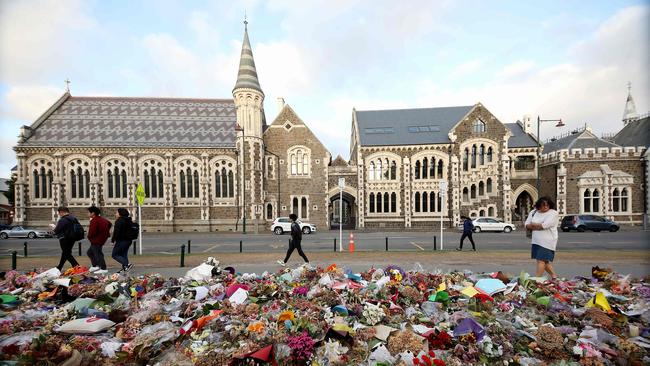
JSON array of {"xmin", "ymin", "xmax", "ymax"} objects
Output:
[{"xmin": 539, "ymin": 88, "xmax": 649, "ymax": 224}]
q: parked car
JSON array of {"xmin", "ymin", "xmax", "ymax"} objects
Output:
[
  {"xmin": 271, "ymin": 217, "xmax": 317, "ymax": 235},
  {"xmin": 0, "ymin": 226, "xmax": 53, "ymax": 239},
  {"xmin": 561, "ymin": 214, "xmax": 619, "ymax": 232},
  {"xmin": 471, "ymin": 217, "xmax": 516, "ymax": 233}
]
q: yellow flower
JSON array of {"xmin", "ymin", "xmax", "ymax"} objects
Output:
[{"xmin": 278, "ymin": 310, "xmax": 295, "ymax": 322}]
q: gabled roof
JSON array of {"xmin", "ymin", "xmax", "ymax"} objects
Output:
[
  {"xmin": 542, "ymin": 128, "xmax": 619, "ymax": 154},
  {"xmin": 233, "ymin": 23, "xmax": 262, "ymax": 93},
  {"xmin": 330, "ymin": 155, "xmax": 348, "ymax": 167},
  {"xmin": 505, "ymin": 122, "xmax": 538, "ymax": 148},
  {"xmin": 17, "ymin": 95, "xmax": 237, "ymax": 148},
  {"xmin": 0, "ymin": 178, "xmax": 9, "ymax": 192},
  {"xmin": 613, "ymin": 116, "xmax": 649, "ymax": 148},
  {"xmin": 355, "ymin": 105, "xmax": 474, "ymax": 146}
]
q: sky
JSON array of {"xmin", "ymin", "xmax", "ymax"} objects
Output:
[{"xmin": 1, "ymin": 0, "xmax": 648, "ymax": 177}]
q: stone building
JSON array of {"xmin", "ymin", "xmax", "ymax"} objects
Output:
[
  {"xmin": 328, "ymin": 103, "xmax": 539, "ymax": 230},
  {"xmin": 539, "ymin": 87, "xmax": 648, "ymax": 224}
]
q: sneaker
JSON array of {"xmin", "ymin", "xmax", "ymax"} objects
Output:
[
  {"xmin": 94, "ymin": 269, "xmax": 108, "ymax": 275},
  {"xmin": 276, "ymin": 260, "xmax": 286, "ymax": 267},
  {"xmin": 472, "ymin": 249, "xmax": 477, "ymax": 252},
  {"xmin": 125, "ymin": 263, "xmax": 134, "ymax": 272},
  {"xmin": 88, "ymin": 266, "xmax": 100, "ymax": 272},
  {"xmin": 455, "ymin": 248, "xmax": 462, "ymax": 251}
]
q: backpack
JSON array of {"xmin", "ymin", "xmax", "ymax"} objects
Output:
[
  {"xmin": 65, "ymin": 217, "xmax": 85, "ymax": 241},
  {"xmin": 127, "ymin": 220, "xmax": 140, "ymax": 240}
]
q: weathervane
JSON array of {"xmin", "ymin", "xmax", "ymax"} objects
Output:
[
  {"xmin": 64, "ymin": 78, "xmax": 71, "ymax": 93},
  {"xmin": 244, "ymin": 10, "xmax": 248, "ymax": 29}
]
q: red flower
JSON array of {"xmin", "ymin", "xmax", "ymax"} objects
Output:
[
  {"xmin": 433, "ymin": 359, "xmax": 446, "ymax": 366},
  {"xmin": 428, "ymin": 350, "xmax": 436, "ymax": 358}
]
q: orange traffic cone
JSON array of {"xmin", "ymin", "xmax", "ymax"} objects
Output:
[{"xmin": 348, "ymin": 233, "xmax": 355, "ymax": 253}]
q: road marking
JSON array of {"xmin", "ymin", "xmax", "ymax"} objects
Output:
[
  {"xmin": 410, "ymin": 242, "xmax": 425, "ymax": 251},
  {"xmin": 202, "ymin": 244, "xmax": 221, "ymax": 253}
]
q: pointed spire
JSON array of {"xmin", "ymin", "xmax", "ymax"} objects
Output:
[
  {"xmin": 622, "ymin": 82, "xmax": 638, "ymax": 124},
  {"xmin": 233, "ymin": 17, "xmax": 263, "ymax": 94}
]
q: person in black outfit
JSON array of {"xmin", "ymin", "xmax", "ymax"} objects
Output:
[
  {"xmin": 277, "ymin": 213, "xmax": 309, "ymax": 266},
  {"xmin": 456, "ymin": 215, "xmax": 477, "ymax": 251},
  {"xmin": 51, "ymin": 206, "xmax": 80, "ymax": 271},
  {"xmin": 111, "ymin": 208, "xmax": 133, "ymax": 273}
]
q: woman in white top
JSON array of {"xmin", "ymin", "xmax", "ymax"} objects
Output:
[{"xmin": 525, "ymin": 196, "xmax": 559, "ymax": 278}]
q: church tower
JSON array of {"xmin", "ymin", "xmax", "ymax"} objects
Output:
[
  {"xmin": 233, "ymin": 19, "xmax": 266, "ymax": 231},
  {"xmin": 622, "ymin": 82, "xmax": 639, "ymax": 125}
]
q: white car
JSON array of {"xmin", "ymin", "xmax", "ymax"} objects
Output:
[
  {"xmin": 472, "ymin": 217, "xmax": 515, "ymax": 233},
  {"xmin": 271, "ymin": 217, "xmax": 317, "ymax": 235},
  {"xmin": 0, "ymin": 226, "xmax": 53, "ymax": 239}
]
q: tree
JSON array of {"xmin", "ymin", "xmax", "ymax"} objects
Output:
[{"xmin": 5, "ymin": 176, "xmax": 16, "ymax": 206}]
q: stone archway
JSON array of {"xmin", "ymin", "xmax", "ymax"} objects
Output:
[
  {"xmin": 513, "ymin": 190, "xmax": 534, "ymax": 223},
  {"xmin": 328, "ymin": 189, "xmax": 357, "ymax": 230}
]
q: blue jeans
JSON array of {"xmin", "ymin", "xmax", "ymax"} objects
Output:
[{"xmin": 112, "ymin": 240, "xmax": 131, "ymax": 269}]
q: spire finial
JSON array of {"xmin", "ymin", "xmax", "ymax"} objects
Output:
[
  {"xmin": 244, "ymin": 11, "xmax": 248, "ymax": 30},
  {"xmin": 627, "ymin": 81, "xmax": 631, "ymax": 93},
  {"xmin": 64, "ymin": 78, "xmax": 71, "ymax": 93},
  {"xmin": 622, "ymin": 81, "xmax": 638, "ymax": 124}
]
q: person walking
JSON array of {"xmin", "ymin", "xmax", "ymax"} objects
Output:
[
  {"xmin": 525, "ymin": 196, "xmax": 559, "ymax": 279},
  {"xmin": 277, "ymin": 213, "xmax": 309, "ymax": 266},
  {"xmin": 456, "ymin": 215, "xmax": 477, "ymax": 251},
  {"xmin": 51, "ymin": 206, "xmax": 82, "ymax": 271},
  {"xmin": 86, "ymin": 206, "xmax": 111, "ymax": 274},
  {"xmin": 112, "ymin": 208, "xmax": 134, "ymax": 273}
]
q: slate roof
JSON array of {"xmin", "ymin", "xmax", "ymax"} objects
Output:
[
  {"xmin": 542, "ymin": 128, "xmax": 619, "ymax": 154},
  {"xmin": 505, "ymin": 122, "xmax": 538, "ymax": 148},
  {"xmin": 0, "ymin": 178, "xmax": 8, "ymax": 192},
  {"xmin": 613, "ymin": 116, "xmax": 649, "ymax": 148},
  {"xmin": 18, "ymin": 95, "xmax": 237, "ymax": 148},
  {"xmin": 355, "ymin": 105, "xmax": 474, "ymax": 146}
]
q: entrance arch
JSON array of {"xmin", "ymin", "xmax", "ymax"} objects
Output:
[
  {"xmin": 512, "ymin": 185, "xmax": 536, "ymax": 223},
  {"xmin": 328, "ymin": 187, "xmax": 357, "ymax": 230}
]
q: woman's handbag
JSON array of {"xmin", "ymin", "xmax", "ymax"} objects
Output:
[{"xmin": 525, "ymin": 210, "xmax": 536, "ymax": 238}]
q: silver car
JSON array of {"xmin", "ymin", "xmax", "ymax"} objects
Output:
[{"xmin": 0, "ymin": 226, "xmax": 53, "ymax": 239}]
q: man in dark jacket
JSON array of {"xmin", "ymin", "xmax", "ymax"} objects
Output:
[
  {"xmin": 51, "ymin": 206, "xmax": 80, "ymax": 271},
  {"xmin": 86, "ymin": 206, "xmax": 111, "ymax": 272},
  {"xmin": 111, "ymin": 208, "xmax": 134, "ymax": 273},
  {"xmin": 277, "ymin": 213, "xmax": 309, "ymax": 266},
  {"xmin": 456, "ymin": 215, "xmax": 477, "ymax": 251}
]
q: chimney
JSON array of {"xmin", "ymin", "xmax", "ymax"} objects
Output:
[
  {"xmin": 277, "ymin": 97, "xmax": 285, "ymax": 111},
  {"xmin": 522, "ymin": 115, "xmax": 533, "ymax": 135}
]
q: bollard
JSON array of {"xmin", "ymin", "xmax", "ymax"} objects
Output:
[
  {"xmin": 24, "ymin": 242, "xmax": 28, "ymax": 257},
  {"xmin": 180, "ymin": 244, "xmax": 186, "ymax": 267},
  {"xmin": 78, "ymin": 241, "xmax": 82, "ymax": 256},
  {"xmin": 11, "ymin": 251, "xmax": 17, "ymax": 270},
  {"xmin": 188, "ymin": 240, "xmax": 191, "ymax": 254},
  {"xmin": 133, "ymin": 240, "xmax": 136, "ymax": 255},
  {"xmin": 333, "ymin": 238, "xmax": 337, "ymax": 252},
  {"xmin": 239, "ymin": 240, "xmax": 243, "ymax": 253},
  {"xmin": 385, "ymin": 237, "xmax": 388, "ymax": 251},
  {"xmin": 433, "ymin": 236, "xmax": 437, "ymax": 251}
]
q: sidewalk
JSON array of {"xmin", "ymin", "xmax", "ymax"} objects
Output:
[{"xmin": 3, "ymin": 249, "xmax": 649, "ymax": 278}]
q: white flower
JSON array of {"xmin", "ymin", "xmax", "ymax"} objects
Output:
[{"xmin": 363, "ymin": 302, "xmax": 385, "ymax": 326}]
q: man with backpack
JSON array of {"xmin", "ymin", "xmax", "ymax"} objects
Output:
[
  {"xmin": 51, "ymin": 206, "xmax": 83, "ymax": 271},
  {"xmin": 111, "ymin": 208, "xmax": 137, "ymax": 273}
]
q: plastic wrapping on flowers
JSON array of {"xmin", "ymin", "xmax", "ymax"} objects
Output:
[{"xmin": 0, "ymin": 260, "xmax": 648, "ymax": 365}]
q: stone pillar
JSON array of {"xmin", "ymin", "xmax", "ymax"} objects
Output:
[
  {"xmin": 556, "ymin": 161, "xmax": 567, "ymax": 216},
  {"xmin": 450, "ymin": 155, "xmax": 461, "ymax": 225},
  {"xmin": 403, "ymin": 156, "xmax": 412, "ymax": 227},
  {"xmin": 14, "ymin": 153, "xmax": 26, "ymax": 224}
]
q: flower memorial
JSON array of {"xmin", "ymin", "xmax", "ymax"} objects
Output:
[{"xmin": 0, "ymin": 260, "xmax": 648, "ymax": 365}]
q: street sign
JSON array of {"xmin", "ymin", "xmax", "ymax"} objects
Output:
[
  {"xmin": 136, "ymin": 183, "xmax": 146, "ymax": 206},
  {"xmin": 439, "ymin": 180, "xmax": 448, "ymax": 196},
  {"xmin": 338, "ymin": 178, "xmax": 345, "ymax": 188}
]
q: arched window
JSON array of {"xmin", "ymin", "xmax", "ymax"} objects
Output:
[
  {"xmin": 383, "ymin": 158, "xmax": 390, "ymax": 180},
  {"xmin": 471, "ymin": 145, "xmax": 477, "ymax": 168},
  {"xmin": 105, "ymin": 160, "xmax": 127, "ymax": 199},
  {"xmin": 479, "ymin": 145, "xmax": 485, "ymax": 165},
  {"xmin": 478, "ymin": 181, "xmax": 484, "ymax": 196},
  {"xmin": 213, "ymin": 159, "xmax": 235, "ymax": 199},
  {"xmin": 391, "ymin": 192, "xmax": 397, "ymax": 213},
  {"xmin": 376, "ymin": 159, "xmax": 383, "ymax": 181},
  {"xmin": 414, "ymin": 192, "xmax": 421, "ymax": 212},
  {"xmin": 180, "ymin": 170, "xmax": 186, "ymax": 198},
  {"xmin": 383, "ymin": 192, "xmax": 389, "ymax": 213},
  {"xmin": 583, "ymin": 189, "xmax": 592, "ymax": 212},
  {"xmin": 291, "ymin": 154, "xmax": 297, "ymax": 175},
  {"xmin": 621, "ymin": 188, "xmax": 628, "ymax": 212},
  {"xmin": 612, "ymin": 188, "xmax": 620, "ymax": 211},
  {"xmin": 33, "ymin": 170, "xmax": 40, "ymax": 199},
  {"xmin": 592, "ymin": 189, "xmax": 600, "ymax": 212},
  {"xmin": 422, "ymin": 158, "xmax": 428, "ymax": 179},
  {"xmin": 471, "ymin": 184, "xmax": 476, "ymax": 199},
  {"xmin": 429, "ymin": 157, "xmax": 436, "ymax": 178},
  {"xmin": 107, "ymin": 170, "xmax": 114, "ymax": 198},
  {"xmin": 463, "ymin": 188, "xmax": 469, "ymax": 202},
  {"xmin": 369, "ymin": 162, "xmax": 375, "ymax": 181},
  {"xmin": 369, "ymin": 193, "xmax": 375, "ymax": 213},
  {"xmin": 141, "ymin": 160, "xmax": 164, "ymax": 199},
  {"xmin": 429, "ymin": 191, "xmax": 436, "ymax": 213},
  {"xmin": 297, "ymin": 150, "xmax": 303, "ymax": 175},
  {"xmin": 422, "ymin": 192, "xmax": 428, "ymax": 212},
  {"xmin": 301, "ymin": 197, "xmax": 307, "ymax": 219},
  {"xmin": 437, "ymin": 160, "xmax": 443, "ymax": 178},
  {"xmin": 487, "ymin": 147, "xmax": 493, "ymax": 163},
  {"xmin": 293, "ymin": 197, "xmax": 299, "ymax": 215},
  {"xmin": 150, "ymin": 167, "xmax": 158, "ymax": 198},
  {"xmin": 288, "ymin": 147, "xmax": 311, "ymax": 176},
  {"xmin": 479, "ymin": 209, "xmax": 485, "ymax": 216},
  {"xmin": 463, "ymin": 149, "xmax": 469, "ymax": 171},
  {"xmin": 488, "ymin": 207, "xmax": 495, "ymax": 217},
  {"xmin": 473, "ymin": 119, "xmax": 486, "ymax": 133},
  {"xmin": 486, "ymin": 178, "xmax": 492, "ymax": 193},
  {"xmin": 377, "ymin": 193, "xmax": 383, "ymax": 213},
  {"xmin": 68, "ymin": 160, "xmax": 91, "ymax": 199},
  {"xmin": 414, "ymin": 161, "xmax": 421, "ymax": 180},
  {"xmin": 266, "ymin": 203, "xmax": 273, "ymax": 220},
  {"xmin": 70, "ymin": 170, "xmax": 77, "ymax": 198},
  {"xmin": 390, "ymin": 161, "xmax": 397, "ymax": 180}
]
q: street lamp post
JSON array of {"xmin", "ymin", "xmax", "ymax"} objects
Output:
[{"xmin": 536, "ymin": 116, "xmax": 565, "ymax": 196}]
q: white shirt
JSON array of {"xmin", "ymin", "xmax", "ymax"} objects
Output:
[{"xmin": 525, "ymin": 209, "xmax": 559, "ymax": 251}]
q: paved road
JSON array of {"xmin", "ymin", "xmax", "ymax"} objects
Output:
[{"xmin": 2, "ymin": 229, "xmax": 648, "ymax": 256}]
